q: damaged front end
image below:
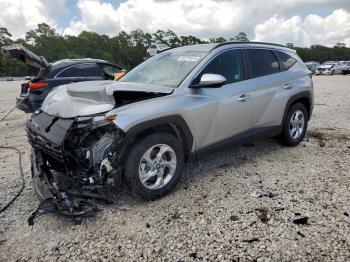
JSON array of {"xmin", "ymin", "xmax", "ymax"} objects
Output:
[
  {"xmin": 26, "ymin": 81, "xmax": 174, "ymax": 224},
  {"xmin": 27, "ymin": 111, "xmax": 127, "ymax": 224}
]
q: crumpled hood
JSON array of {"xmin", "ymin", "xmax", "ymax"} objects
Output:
[{"xmin": 41, "ymin": 80, "xmax": 174, "ymax": 118}]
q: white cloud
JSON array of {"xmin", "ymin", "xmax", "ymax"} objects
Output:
[
  {"xmin": 0, "ymin": 0, "xmax": 66, "ymax": 38},
  {"xmin": 61, "ymin": 0, "xmax": 350, "ymax": 46},
  {"xmin": 64, "ymin": 0, "xmax": 120, "ymax": 35},
  {"xmin": 254, "ymin": 9, "xmax": 350, "ymax": 46},
  {"xmin": 1, "ymin": 0, "xmax": 350, "ymax": 46}
]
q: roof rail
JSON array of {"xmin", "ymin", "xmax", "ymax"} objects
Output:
[{"xmin": 213, "ymin": 41, "xmax": 290, "ymax": 50}]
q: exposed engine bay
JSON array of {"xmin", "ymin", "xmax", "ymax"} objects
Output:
[{"xmin": 27, "ymin": 111, "xmax": 127, "ymax": 224}]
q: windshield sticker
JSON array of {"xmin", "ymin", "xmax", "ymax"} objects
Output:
[{"xmin": 177, "ymin": 56, "xmax": 201, "ymax": 62}]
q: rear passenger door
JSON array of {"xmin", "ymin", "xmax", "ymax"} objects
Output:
[{"xmin": 243, "ymin": 48, "xmax": 296, "ymax": 128}]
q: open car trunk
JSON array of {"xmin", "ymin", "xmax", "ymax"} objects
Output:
[{"xmin": 1, "ymin": 44, "xmax": 50, "ymax": 69}]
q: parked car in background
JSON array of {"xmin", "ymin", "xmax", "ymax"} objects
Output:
[
  {"xmin": 315, "ymin": 62, "xmax": 343, "ymax": 75},
  {"xmin": 339, "ymin": 61, "xmax": 350, "ymax": 74},
  {"xmin": 24, "ymin": 76, "xmax": 32, "ymax": 81},
  {"xmin": 305, "ymin": 62, "xmax": 320, "ymax": 74},
  {"xmin": 1, "ymin": 44, "xmax": 124, "ymax": 113},
  {"xmin": 147, "ymin": 43, "xmax": 171, "ymax": 57},
  {"xmin": 27, "ymin": 42, "xmax": 313, "ymax": 216}
]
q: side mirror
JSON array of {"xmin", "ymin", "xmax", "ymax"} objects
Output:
[{"xmin": 191, "ymin": 73, "xmax": 227, "ymax": 88}]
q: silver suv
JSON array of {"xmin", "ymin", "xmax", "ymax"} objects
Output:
[{"xmin": 27, "ymin": 42, "xmax": 313, "ymax": 216}]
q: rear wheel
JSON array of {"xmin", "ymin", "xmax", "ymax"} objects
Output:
[
  {"xmin": 280, "ymin": 103, "xmax": 308, "ymax": 147},
  {"xmin": 124, "ymin": 132, "xmax": 184, "ymax": 200}
]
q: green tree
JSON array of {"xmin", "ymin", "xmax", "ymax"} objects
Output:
[
  {"xmin": 0, "ymin": 27, "xmax": 13, "ymax": 46},
  {"xmin": 233, "ymin": 32, "xmax": 249, "ymax": 41},
  {"xmin": 1, "ymin": 26, "xmax": 350, "ymax": 76},
  {"xmin": 334, "ymin": 42, "xmax": 346, "ymax": 48}
]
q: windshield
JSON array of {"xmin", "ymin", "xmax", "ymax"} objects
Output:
[{"xmin": 120, "ymin": 51, "xmax": 208, "ymax": 87}]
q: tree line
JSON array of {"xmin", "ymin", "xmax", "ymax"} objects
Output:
[{"xmin": 1, "ymin": 23, "xmax": 349, "ymax": 77}]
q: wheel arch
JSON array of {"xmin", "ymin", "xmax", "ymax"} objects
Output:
[
  {"xmin": 121, "ymin": 115, "xmax": 194, "ymax": 162},
  {"xmin": 282, "ymin": 91, "xmax": 313, "ymax": 126}
]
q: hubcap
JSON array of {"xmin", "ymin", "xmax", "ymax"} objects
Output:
[
  {"xmin": 139, "ymin": 144, "xmax": 177, "ymax": 190},
  {"xmin": 289, "ymin": 110, "xmax": 305, "ymax": 140}
]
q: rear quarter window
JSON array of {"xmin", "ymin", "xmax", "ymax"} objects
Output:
[
  {"xmin": 246, "ymin": 49, "xmax": 279, "ymax": 78},
  {"xmin": 275, "ymin": 51, "xmax": 297, "ymax": 70}
]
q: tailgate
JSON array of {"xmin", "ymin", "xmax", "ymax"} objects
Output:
[{"xmin": 1, "ymin": 44, "xmax": 49, "ymax": 69}]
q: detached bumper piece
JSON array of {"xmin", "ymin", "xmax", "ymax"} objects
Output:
[
  {"xmin": 29, "ymin": 150, "xmax": 105, "ymax": 225},
  {"xmin": 26, "ymin": 111, "xmax": 126, "ymax": 225}
]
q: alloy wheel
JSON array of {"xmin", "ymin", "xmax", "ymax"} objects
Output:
[
  {"xmin": 138, "ymin": 144, "xmax": 177, "ymax": 190},
  {"xmin": 289, "ymin": 110, "xmax": 305, "ymax": 140}
]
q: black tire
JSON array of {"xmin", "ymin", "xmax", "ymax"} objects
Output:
[
  {"xmin": 124, "ymin": 132, "xmax": 184, "ymax": 200},
  {"xmin": 280, "ymin": 103, "xmax": 308, "ymax": 147}
]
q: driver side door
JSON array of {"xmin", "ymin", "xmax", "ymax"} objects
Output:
[{"xmin": 192, "ymin": 49, "xmax": 253, "ymax": 148}]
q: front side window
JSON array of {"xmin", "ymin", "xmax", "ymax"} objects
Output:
[
  {"xmin": 275, "ymin": 51, "xmax": 297, "ymax": 70},
  {"xmin": 120, "ymin": 51, "xmax": 208, "ymax": 87},
  {"xmin": 197, "ymin": 49, "xmax": 243, "ymax": 84},
  {"xmin": 246, "ymin": 49, "xmax": 279, "ymax": 78},
  {"xmin": 57, "ymin": 63, "xmax": 102, "ymax": 78}
]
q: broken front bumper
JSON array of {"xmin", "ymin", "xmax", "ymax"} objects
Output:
[
  {"xmin": 29, "ymin": 149, "xmax": 106, "ymax": 224},
  {"xmin": 26, "ymin": 111, "xmax": 126, "ymax": 223}
]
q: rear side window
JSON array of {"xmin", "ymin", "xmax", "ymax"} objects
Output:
[
  {"xmin": 275, "ymin": 51, "xmax": 297, "ymax": 70},
  {"xmin": 57, "ymin": 63, "xmax": 102, "ymax": 78},
  {"xmin": 199, "ymin": 49, "xmax": 243, "ymax": 84},
  {"xmin": 246, "ymin": 49, "xmax": 279, "ymax": 78}
]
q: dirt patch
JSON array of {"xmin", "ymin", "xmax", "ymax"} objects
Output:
[{"xmin": 307, "ymin": 128, "xmax": 350, "ymax": 141}]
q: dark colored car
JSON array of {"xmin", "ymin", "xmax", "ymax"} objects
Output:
[{"xmin": 1, "ymin": 44, "xmax": 124, "ymax": 113}]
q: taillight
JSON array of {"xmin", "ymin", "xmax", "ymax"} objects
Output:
[{"xmin": 29, "ymin": 82, "xmax": 48, "ymax": 90}]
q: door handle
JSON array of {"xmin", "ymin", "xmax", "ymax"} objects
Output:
[
  {"xmin": 237, "ymin": 94, "xmax": 250, "ymax": 102},
  {"xmin": 283, "ymin": 83, "xmax": 295, "ymax": 89}
]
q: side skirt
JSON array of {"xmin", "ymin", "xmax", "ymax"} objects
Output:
[{"xmin": 193, "ymin": 126, "xmax": 282, "ymax": 161}]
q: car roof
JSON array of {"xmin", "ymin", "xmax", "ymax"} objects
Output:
[{"xmin": 170, "ymin": 41, "xmax": 295, "ymax": 53}]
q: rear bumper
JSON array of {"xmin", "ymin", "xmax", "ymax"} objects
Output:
[
  {"xmin": 16, "ymin": 94, "xmax": 42, "ymax": 113},
  {"xmin": 16, "ymin": 96, "xmax": 34, "ymax": 113}
]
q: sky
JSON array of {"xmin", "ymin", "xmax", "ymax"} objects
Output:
[{"xmin": 0, "ymin": 0, "xmax": 349, "ymax": 47}]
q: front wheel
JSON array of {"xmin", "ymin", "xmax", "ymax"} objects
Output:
[
  {"xmin": 124, "ymin": 132, "xmax": 184, "ymax": 200},
  {"xmin": 280, "ymin": 103, "xmax": 308, "ymax": 147}
]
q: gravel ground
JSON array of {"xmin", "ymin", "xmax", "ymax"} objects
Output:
[{"xmin": 0, "ymin": 76, "xmax": 349, "ymax": 261}]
